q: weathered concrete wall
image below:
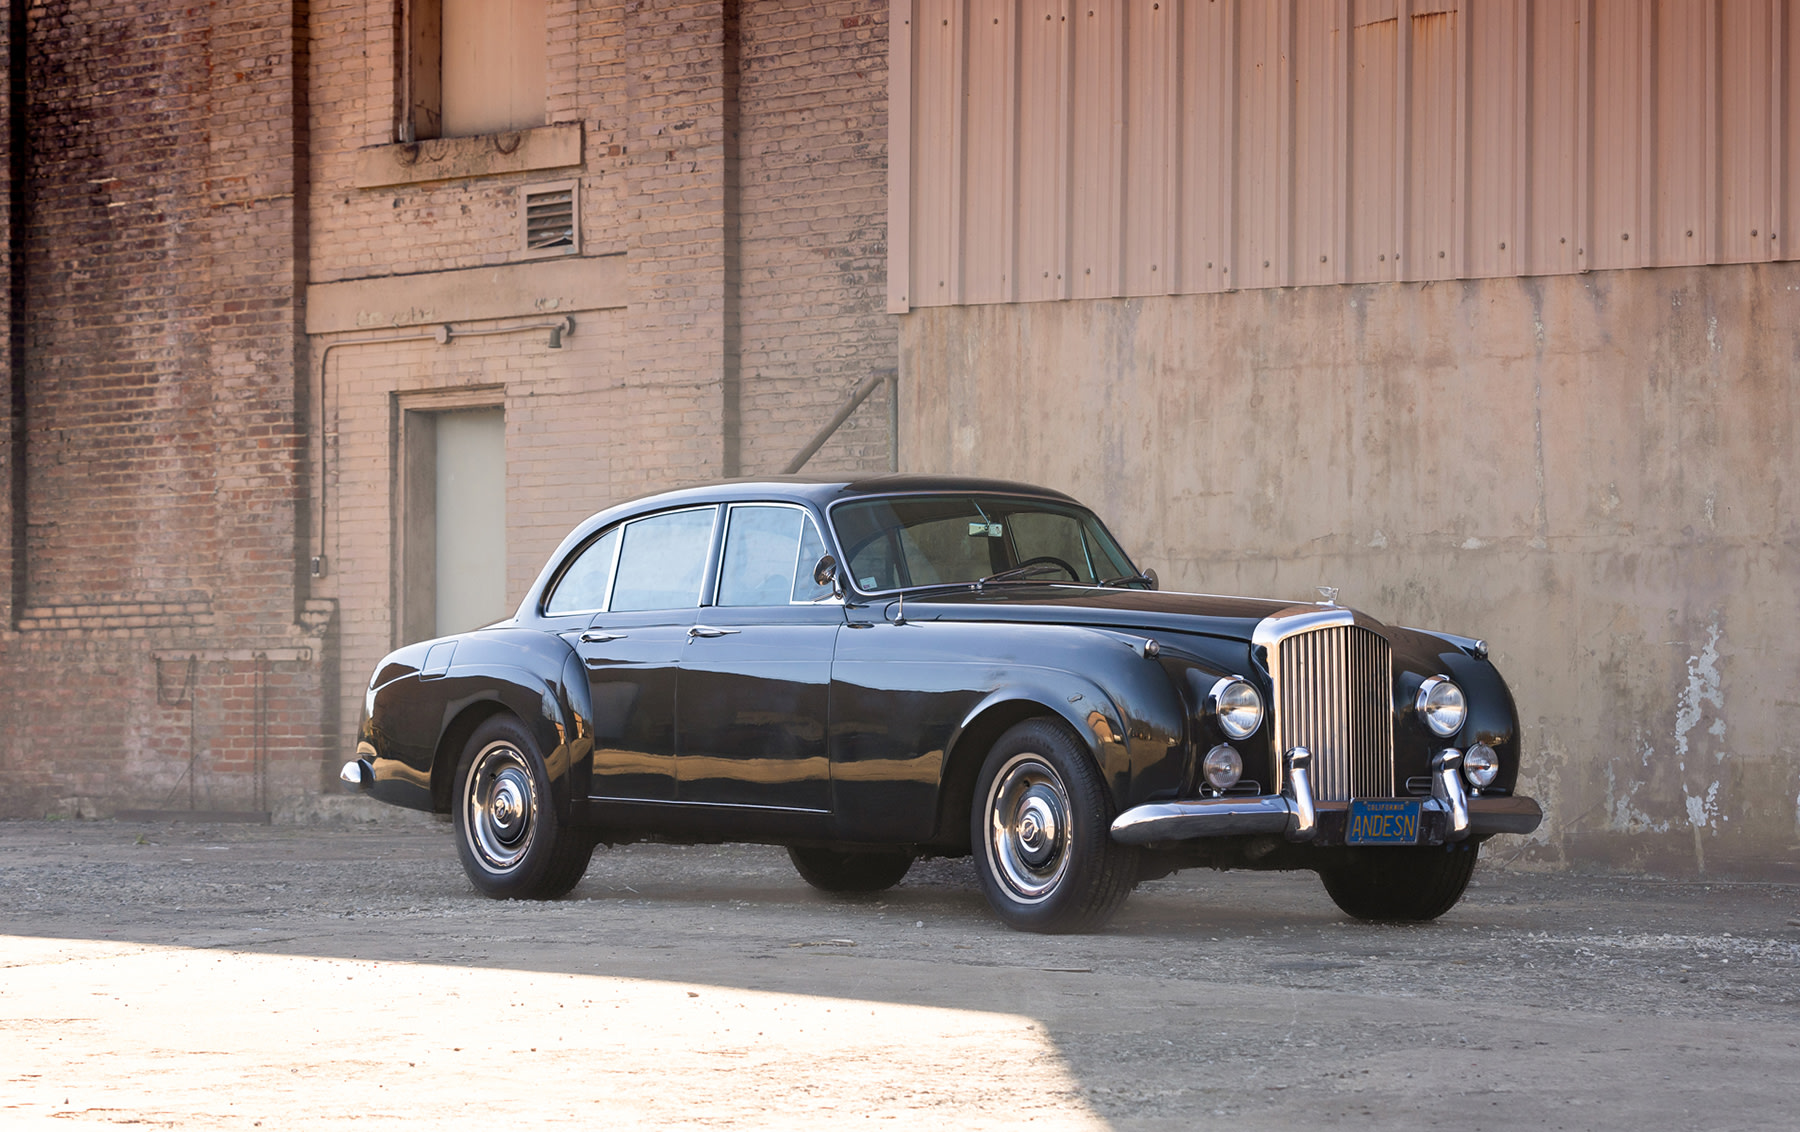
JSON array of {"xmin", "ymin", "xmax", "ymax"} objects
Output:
[{"xmin": 902, "ymin": 263, "xmax": 1800, "ymax": 879}]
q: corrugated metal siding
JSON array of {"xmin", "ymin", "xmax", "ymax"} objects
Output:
[{"xmin": 890, "ymin": 0, "xmax": 1800, "ymax": 312}]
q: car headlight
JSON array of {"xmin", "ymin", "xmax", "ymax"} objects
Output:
[
  {"xmin": 1463, "ymin": 742, "xmax": 1499, "ymax": 788},
  {"xmin": 1207, "ymin": 676, "xmax": 1264, "ymax": 740},
  {"xmin": 1202, "ymin": 745, "xmax": 1243, "ymax": 791},
  {"xmin": 1416, "ymin": 675, "xmax": 1467, "ymax": 737}
]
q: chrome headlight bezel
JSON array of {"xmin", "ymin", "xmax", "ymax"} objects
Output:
[
  {"xmin": 1207, "ymin": 676, "xmax": 1265, "ymax": 741},
  {"xmin": 1415, "ymin": 675, "xmax": 1468, "ymax": 738}
]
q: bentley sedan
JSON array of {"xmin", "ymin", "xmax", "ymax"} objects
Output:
[{"xmin": 343, "ymin": 476, "xmax": 1542, "ymax": 932}]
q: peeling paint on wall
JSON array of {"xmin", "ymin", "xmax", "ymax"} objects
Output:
[
  {"xmin": 1606, "ymin": 736, "xmax": 1670, "ymax": 835},
  {"xmin": 1674, "ymin": 621, "xmax": 1725, "ymax": 872}
]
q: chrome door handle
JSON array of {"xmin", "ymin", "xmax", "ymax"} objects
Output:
[
  {"xmin": 580, "ymin": 630, "xmax": 628, "ymax": 643},
  {"xmin": 688, "ymin": 625, "xmax": 741, "ymax": 639}
]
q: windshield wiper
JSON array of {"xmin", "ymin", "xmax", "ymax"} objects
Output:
[{"xmin": 976, "ymin": 562, "xmax": 1069, "ymax": 587}]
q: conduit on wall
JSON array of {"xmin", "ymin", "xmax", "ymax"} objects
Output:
[{"xmin": 309, "ymin": 315, "xmax": 574, "ymax": 580}]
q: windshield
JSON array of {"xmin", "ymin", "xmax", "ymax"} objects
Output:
[{"xmin": 829, "ymin": 494, "xmax": 1141, "ymax": 593}]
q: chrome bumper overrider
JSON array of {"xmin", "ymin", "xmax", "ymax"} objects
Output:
[
  {"xmin": 339, "ymin": 758, "xmax": 374, "ymax": 791},
  {"xmin": 1110, "ymin": 746, "xmax": 1544, "ymax": 846}
]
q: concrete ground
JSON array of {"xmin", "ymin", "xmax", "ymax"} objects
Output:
[{"xmin": 2, "ymin": 819, "xmax": 1797, "ymax": 1131}]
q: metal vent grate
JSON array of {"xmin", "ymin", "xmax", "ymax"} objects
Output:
[
  {"xmin": 524, "ymin": 186, "xmax": 575, "ymax": 250},
  {"xmin": 1271, "ymin": 624, "xmax": 1396, "ymax": 801}
]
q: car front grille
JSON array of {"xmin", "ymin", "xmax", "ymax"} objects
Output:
[{"xmin": 1270, "ymin": 623, "xmax": 1396, "ymax": 801}]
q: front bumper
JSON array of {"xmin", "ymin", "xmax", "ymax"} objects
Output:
[{"xmin": 1111, "ymin": 746, "xmax": 1543, "ymax": 847}]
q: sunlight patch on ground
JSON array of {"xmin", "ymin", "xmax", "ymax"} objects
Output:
[{"xmin": 0, "ymin": 934, "xmax": 1111, "ymax": 1129}]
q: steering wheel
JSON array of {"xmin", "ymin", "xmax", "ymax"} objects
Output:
[{"xmin": 1012, "ymin": 555, "xmax": 1080, "ymax": 581}]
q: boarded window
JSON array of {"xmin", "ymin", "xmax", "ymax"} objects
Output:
[{"xmin": 408, "ymin": 0, "xmax": 547, "ymax": 140}]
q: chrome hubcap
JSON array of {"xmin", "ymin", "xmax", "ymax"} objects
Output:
[
  {"xmin": 985, "ymin": 753, "xmax": 1073, "ymax": 903},
  {"xmin": 464, "ymin": 742, "xmax": 537, "ymax": 871}
]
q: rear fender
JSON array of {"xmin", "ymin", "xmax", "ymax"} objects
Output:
[{"xmin": 360, "ymin": 629, "xmax": 591, "ymax": 818}]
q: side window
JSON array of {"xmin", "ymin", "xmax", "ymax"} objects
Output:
[
  {"xmin": 718, "ymin": 506, "xmax": 802, "ymax": 607},
  {"xmin": 543, "ymin": 528, "xmax": 617, "ymax": 615},
  {"xmin": 792, "ymin": 515, "xmax": 833, "ymax": 602},
  {"xmin": 609, "ymin": 508, "xmax": 715, "ymax": 612}
]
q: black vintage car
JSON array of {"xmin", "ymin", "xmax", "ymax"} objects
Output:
[{"xmin": 344, "ymin": 476, "xmax": 1542, "ymax": 932}]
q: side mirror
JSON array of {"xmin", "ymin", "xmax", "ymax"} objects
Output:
[
  {"xmin": 812, "ymin": 554, "xmax": 843, "ymax": 596},
  {"xmin": 1142, "ymin": 568, "xmax": 1159, "ymax": 591}
]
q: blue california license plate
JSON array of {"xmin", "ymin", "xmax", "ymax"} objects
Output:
[{"xmin": 1345, "ymin": 799, "xmax": 1422, "ymax": 845}]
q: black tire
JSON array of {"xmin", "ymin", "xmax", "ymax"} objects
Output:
[
  {"xmin": 970, "ymin": 718, "xmax": 1138, "ymax": 933},
  {"xmin": 787, "ymin": 846, "xmax": 915, "ymax": 893},
  {"xmin": 1318, "ymin": 841, "xmax": 1479, "ymax": 922},
  {"xmin": 452, "ymin": 715, "xmax": 593, "ymax": 899}
]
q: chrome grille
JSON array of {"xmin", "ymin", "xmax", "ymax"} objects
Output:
[{"xmin": 1271, "ymin": 624, "xmax": 1395, "ymax": 801}]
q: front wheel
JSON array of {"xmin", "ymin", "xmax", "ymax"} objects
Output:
[
  {"xmin": 453, "ymin": 715, "xmax": 593, "ymax": 899},
  {"xmin": 787, "ymin": 846, "xmax": 914, "ymax": 893},
  {"xmin": 1318, "ymin": 841, "xmax": 1478, "ymax": 922},
  {"xmin": 971, "ymin": 718, "xmax": 1138, "ymax": 933}
]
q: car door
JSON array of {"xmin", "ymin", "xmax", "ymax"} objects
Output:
[
  {"xmin": 567, "ymin": 506, "xmax": 716, "ymax": 803},
  {"xmin": 676, "ymin": 503, "xmax": 840, "ymax": 817}
]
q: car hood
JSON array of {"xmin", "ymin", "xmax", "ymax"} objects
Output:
[{"xmin": 867, "ymin": 584, "xmax": 1481, "ymax": 672}]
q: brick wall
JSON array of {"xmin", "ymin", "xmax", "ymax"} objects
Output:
[
  {"xmin": 0, "ymin": 0, "xmax": 329, "ymax": 819},
  {"xmin": 735, "ymin": 1, "xmax": 895, "ymax": 477},
  {"xmin": 307, "ymin": 0, "xmax": 897, "ymax": 757},
  {"xmin": 4, "ymin": 0, "xmax": 897, "ymax": 809}
]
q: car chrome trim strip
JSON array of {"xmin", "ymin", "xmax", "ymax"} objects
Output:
[{"xmin": 586, "ymin": 796, "xmax": 832, "ymax": 815}]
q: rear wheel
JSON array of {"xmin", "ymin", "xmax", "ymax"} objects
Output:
[
  {"xmin": 787, "ymin": 846, "xmax": 915, "ymax": 893},
  {"xmin": 971, "ymin": 718, "xmax": 1138, "ymax": 933},
  {"xmin": 453, "ymin": 715, "xmax": 593, "ymax": 900},
  {"xmin": 1318, "ymin": 841, "xmax": 1478, "ymax": 922}
]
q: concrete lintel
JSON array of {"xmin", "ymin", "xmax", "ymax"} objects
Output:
[
  {"xmin": 151, "ymin": 648, "xmax": 316, "ymax": 664},
  {"xmin": 305, "ymin": 255, "xmax": 627, "ymax": 335},
  {"xmin": 352, "ymin": 123, "xmax": 583, "ymax": 188}
]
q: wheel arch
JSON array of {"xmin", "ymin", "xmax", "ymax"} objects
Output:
[
  {"xmin": 429, "ymin": 671, "xmax": 584, "ymax": 819},
  {"xmin": 430, "ymin": 699, "xmax": 514, "ymax": 814},
  {"xmin": 931, "ymin": 681, "xmax": 1128, "ymax": 851}
]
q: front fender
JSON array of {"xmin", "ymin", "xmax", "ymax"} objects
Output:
[{"xmin": 942, "ymin": 626, "xmax": 1192, "ymax": 812}]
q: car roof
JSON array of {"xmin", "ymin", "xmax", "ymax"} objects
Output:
[{"xmin": 588, "ymin": 474, "xmax": 1080, "ymax": 518}]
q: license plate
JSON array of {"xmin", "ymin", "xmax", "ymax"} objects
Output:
[{"xmin": 1345, "ymin": 799, "xmax": 1422, "ymax": 845}]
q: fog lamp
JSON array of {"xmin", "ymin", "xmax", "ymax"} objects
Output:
[
  {"xmin": 1415, "ymin": 675, "xmax": 1467, "ymax": 737},
  {"xmin": 1202, "ymin": 745, "xmax": 1243, "ymax": 792},
  {"xmin": 1463, "ymin": 743, "xmax": 1499, "ymax": 789},
  {"xmin": 1208, "ymin": 676, "xmax": 1264, "ymax": 740}
]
